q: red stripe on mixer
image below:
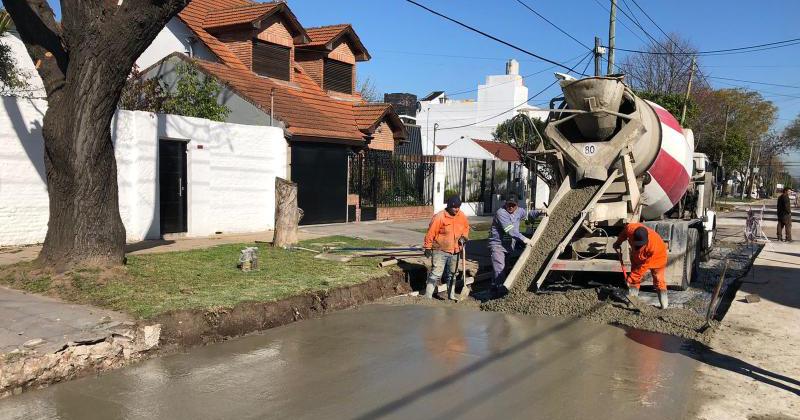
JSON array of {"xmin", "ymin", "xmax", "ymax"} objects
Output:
[
  {"xmin": 652, "ymin": 105, "xmax": 683, "ymax": 133},
  {"xmin": 648, "ymin": 150, "xmax": 690, "ymax": 203}
]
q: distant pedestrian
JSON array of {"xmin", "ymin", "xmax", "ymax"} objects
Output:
[
  {"xmin": 488, "ymin": 196, "xmax": 545, "ymax": 294},
  {"xmin": 777, "ymin": 188, "xmax": 793, "ymax": 242},
  {"xmin": 613, "ymin": 223, "xmax": 670, "ymax": 309},
  {"xmin": 423, "ymin": 196, "xmax": 470, "ymax": 299}
]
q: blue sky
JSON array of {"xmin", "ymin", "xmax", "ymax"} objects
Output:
[{"xmin": 48, "ymin": 0, "xmax": 800, "ymax": 172}]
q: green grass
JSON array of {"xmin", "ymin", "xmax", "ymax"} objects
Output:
[{"xmin": 0, "ymin": 236, "xmax": 395, "ymax": 319}]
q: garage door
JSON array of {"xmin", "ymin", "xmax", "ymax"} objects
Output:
[{"xmin": 291, "ymin": 143, "xmax": 348, "ymax": 225}]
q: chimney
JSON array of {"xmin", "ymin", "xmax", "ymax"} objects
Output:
[{"xmin": 506, "ymin": 59, "xmax": 519, "ymax": 75}]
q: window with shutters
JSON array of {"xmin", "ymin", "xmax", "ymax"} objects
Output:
[
  {"xmin": 323, "ymin": 59, "xmax": 353, "ymax": 94},
  {"xmin": 252, "ymin": 40, "xmax": 290, "ymax": 81}
]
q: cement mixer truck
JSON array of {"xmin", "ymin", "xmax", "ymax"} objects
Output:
[{"xmin": 505, "ymin": 75, "xmax": 716, "ymax": 292}]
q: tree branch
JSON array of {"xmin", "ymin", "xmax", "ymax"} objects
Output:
[{"xmin": 2, "ymin": 0, "xmax": 67, "ymax": 98}]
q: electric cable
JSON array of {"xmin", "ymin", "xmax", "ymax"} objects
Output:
[
  {"xmin": 605, "ymin": 37, "xmax": 800, "ymax": 56},
  {"xmin": 437, "ymin": 51, "xmax": 593, "ymax": 131},
  {"xmin": 404, "ymin": 0, "xmax": 589, "ymax": 76},
  {"xmin": 513, "ymin": 0, "xmax": 591, "ymax": 50}
]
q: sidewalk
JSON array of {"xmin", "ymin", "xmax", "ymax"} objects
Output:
[
  {"xmin": 690, "ymin": 238, "xmax": 800, "ymax": 419},
  {"xmin": 0, "ymin": 285, "xmax": 131, "ymax": 354}
]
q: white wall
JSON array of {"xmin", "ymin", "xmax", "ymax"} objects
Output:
[
  {"xmin": 0, "ymin": 96, "xmax": 287, "ymax": 246},
  {"xmin": 136, "ymin": 18, "xmax": 216, "ymax": 70},
  {"xmin": 0, "ymin": 32, "xmax": 45, "ymax": 97},
  {"xmin": 417, "ymin": 60, "xmax": 546, "ymax": 155}
]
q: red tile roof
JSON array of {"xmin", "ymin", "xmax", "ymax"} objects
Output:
[
  {"xmin": 473, "ymin": 139, "xmax": 521, "ymax": 162},
  {"xmin": 171, "ymin": 0, "xmax": 395, "ymax": 143},
  {"xmin": 303, "ymin": 24, "xmax": 351, "ymax": 46},
  {"xmin": 299, "ymin": 24, "xmax": 370, "ymax": 61},
  {"xmin": 203, "ymin": 3, "xmax": 278, "ymax": 29}
]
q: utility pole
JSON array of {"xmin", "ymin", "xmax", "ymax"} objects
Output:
[
  {"xmin": 680, "ymin": 56, "xmax": 696, "ymax": 125},
  {"xmin": 607, "ymin": 0, "xmax": 616, "ymax": 74},
  {"xmin": 594, "ymin": 36, "xmax": 605, "ymax": 76},
  {"xmin": 742, "ymin": 139, "xmax": 755, "ymax": 200}
]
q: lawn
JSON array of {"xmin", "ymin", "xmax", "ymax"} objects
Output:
[{"xmin": 0, "ymin": 236, "xmax": 395, "ymax": 319}]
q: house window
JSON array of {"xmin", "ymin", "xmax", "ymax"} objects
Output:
[
  {"xmin": 323, "ymin": 59, "xmax": 353, "ymax": 94},
  {"xmin": 252, "ymin": 40, "xmax": 290, "ymax": 81}
]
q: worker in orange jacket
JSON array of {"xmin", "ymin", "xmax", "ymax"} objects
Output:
[
  {"xmin": 423, "ymin": 196, "xmax": 470, "ymax": 299},
  {"xmin": 613, "ymin": 223, "xmax": 670, "ymax": 309}
]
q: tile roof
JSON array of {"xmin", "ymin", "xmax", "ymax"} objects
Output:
[
  {"xmin": 302, "ymin": 24, "xmax": 350, "ymax": 47},
  {"xmin": 203, "ymin": 3, "xmax": 278, "ymax": 29},
  {"xmin": 299, "ymin": 24, "xmax": 370, "ymax": 61},
  {"xmin": 473, "ymin": 139, "xmax": 521, "ymax": 162},
  {"xmin": 173, "ymin": 0, "xmax": 392, "ymax": 142}
]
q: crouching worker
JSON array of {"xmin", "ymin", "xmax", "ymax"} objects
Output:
[
  {"xmin": 489, "ymin": 196, "xmax": 546, "ymax": 294},
  {"xmin": 423, "ymin": 196, "xmax": 470, "ymax": 299},
  {"xmin": 613, "ymin": 223, "xmax": 669, "ymax": 309}
]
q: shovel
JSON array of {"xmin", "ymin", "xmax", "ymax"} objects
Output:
[
  {"xmin": 616, "ymin": 249, "xmax": 643, "ymax": 310},
  {"xmin": 458, "ymin": 247, "xmax": 471, "ymax": 300}
]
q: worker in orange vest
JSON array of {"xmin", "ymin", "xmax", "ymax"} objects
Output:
[
  {"xmin": 423, "ymin": 196, "xmax": 470, "ymax": 299},
  {"xmin": 613, "ymin": 223, "xmax": 669, "ymax": 309}
]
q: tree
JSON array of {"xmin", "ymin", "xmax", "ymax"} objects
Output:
[
  {"xmin": 785, "ymin": 115, "xmax": 800, "ymax": 145},
  {"xmin": 357, "ymin": 76, "xmax": 380, "ymax": 103},
  {"xmin": 4, "ymin": 0, "xmax": 189, "ymax": 268},
  {"xmin": 0, "ymin": 8, "xmax": 26, "ymax": 93},
  {"xmin": 119, "ymin": 65, "xmax": 169, "ymax": 113},
  {"xmin": 619, "ymin": 34, "xmax": 706, "ymax": 95},
  {"xmin": 162, "ymin": 62, "xmax": 230, "ymax": 121}
]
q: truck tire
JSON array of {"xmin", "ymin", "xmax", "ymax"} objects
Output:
[{"xmin": 679, "ymin": 228, "xmax": 699, "ymax": 290}]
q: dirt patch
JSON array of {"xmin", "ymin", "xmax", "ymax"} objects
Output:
[{"xmin": 155, "ymin": 272, "xmax": 411, "ymax": 347}]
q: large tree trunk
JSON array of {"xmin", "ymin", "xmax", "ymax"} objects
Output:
[
  {"xmin": 37, "ymin": 59, "xmax": 129, "ymax": 267},
  {"xmin": 273, "ymin": 177, "xmax": 299, "ymax": 248},
  {"xmin": 4, "ymin": 0, "xmax": 189, "ymax": 269}
]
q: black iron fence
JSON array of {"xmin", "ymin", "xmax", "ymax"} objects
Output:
[{"xmin": 349, "ymin": 150, "xmax": 435, "ymax": 211}]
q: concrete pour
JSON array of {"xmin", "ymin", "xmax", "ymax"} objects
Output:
[
  {"xmin": 0, "ymin": 304, "xmax": 699, "ymax": 420},
  {"xmin": 482, "ymin": 182, "xmax": 717, "ymax": 342}
]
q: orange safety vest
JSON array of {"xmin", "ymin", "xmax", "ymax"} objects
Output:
[
  {"xmin": 424, "ymin": 209, "xmax": 470, "ymax": 254},
  {"xmin": 618, "ymin": 223, "xmax": 668, "ymax": 282}
]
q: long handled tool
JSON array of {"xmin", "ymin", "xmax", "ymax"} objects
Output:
[
  {"xmin": 698, "ymin": 259, "xmax": 728, "ymax": 333},
  {"xmin": 616, "ymin": 249, "xmax": 642, "ymax": 310},
  {"xmin": 458, "ymin": 247, "xmax": 471, "ymax": 300}
]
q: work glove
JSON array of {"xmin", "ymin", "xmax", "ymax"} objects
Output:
[
  {"xmin": 522, "ymin": 236, "xmax": 534, "ymax": 246},
  {"xmin": 458, "ymin": 236, "xmax": 467, "ymax": 247},
  {"xmin": 538, "ymin": 209, "xmax": 548, "ymax": 217},
  {"xmin": 424, "ymin": 249, "xmax": 432, "ymax": 258}
]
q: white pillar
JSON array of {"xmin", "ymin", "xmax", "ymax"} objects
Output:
[{"xmin": 433, "ymin": 157, "xmax": 446, "ymax": 213}]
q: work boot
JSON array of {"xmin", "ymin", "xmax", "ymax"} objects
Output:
[
  {"xmin": 658, "ymin": 291, "xmax": 669, "ymax": 309},
  {"xmin": 424, "ymin": 283, "xmax": 436, "ymax": 299},
  {"xmin": 627, "ymin": 287, "xmax": 639, "ymax": 297},
  {"xmin": 447, "ymin": 280, "xmax": 457, "ymax": 301}
]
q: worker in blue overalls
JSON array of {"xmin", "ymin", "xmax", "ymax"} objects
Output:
[{"xmin": 488, "ymin": 196, "xmax": 546, "ymax": 295}]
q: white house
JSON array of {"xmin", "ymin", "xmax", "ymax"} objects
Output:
[{"xmin": 416, "ymin": 59, "xmax": 549, "ymax": 155}]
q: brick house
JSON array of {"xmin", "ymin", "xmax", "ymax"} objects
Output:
[{"xmin": 137, "ymin": 0, "xmax": 408, "ymax": 224}]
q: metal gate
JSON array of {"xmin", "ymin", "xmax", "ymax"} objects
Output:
[
  {"xmin": 349, "ymin": 150, "xmax": 435, "ymax": 221},
  {"xmin": 291, "ymin": 143, "xmax": 348, "ymax": 225}
]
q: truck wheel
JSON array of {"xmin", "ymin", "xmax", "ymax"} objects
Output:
[{"xmin": 679, "ymin": 228, "xmax": 699, "ymax": 290}]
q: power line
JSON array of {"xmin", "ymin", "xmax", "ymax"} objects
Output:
[
  {"xmin": 590, "ymin": 0, "xmax": 649, "ymax": 45},
  {"xmin": 605, "ymin": 37, "xmax": 800, "ymax": 56},
  {"xmin": 706, "ymin": 76, "xmax": 800, "ymax": 90},
  {"xmin": 437, "ymin": 52, "xmax": 593, "ymax": 131},
  {"xmin": 404, "ymin": 0, "xmax": 589, "ymax": 76},
  {"xmin": 513, "ymin": 0, "xmax": 591, "ymax": 50},
  {"xmin": 447, "ymin": 52, "xmax": 588, "ymax": 97}
]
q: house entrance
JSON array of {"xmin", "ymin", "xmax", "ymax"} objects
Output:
[{"xmin": 159, "ymin": 140, "xmax": 188, "ymax": 235}]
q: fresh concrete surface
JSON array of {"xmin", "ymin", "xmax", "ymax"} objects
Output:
[
  {"xmin": 0, "ymin": 304, "xmax": 699, "ymax": 420},
  {"xmin": 0, "ymin": 286, "xmax": 131, "ymax": 354},
  {"xmin": 689, "ymin": 211, "xmax": 800, "ymax": 419}
]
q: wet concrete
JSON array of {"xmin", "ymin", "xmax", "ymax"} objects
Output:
[{"xmin": 0, "ymin": 304, "xmax": 699, "ymax": 420}]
